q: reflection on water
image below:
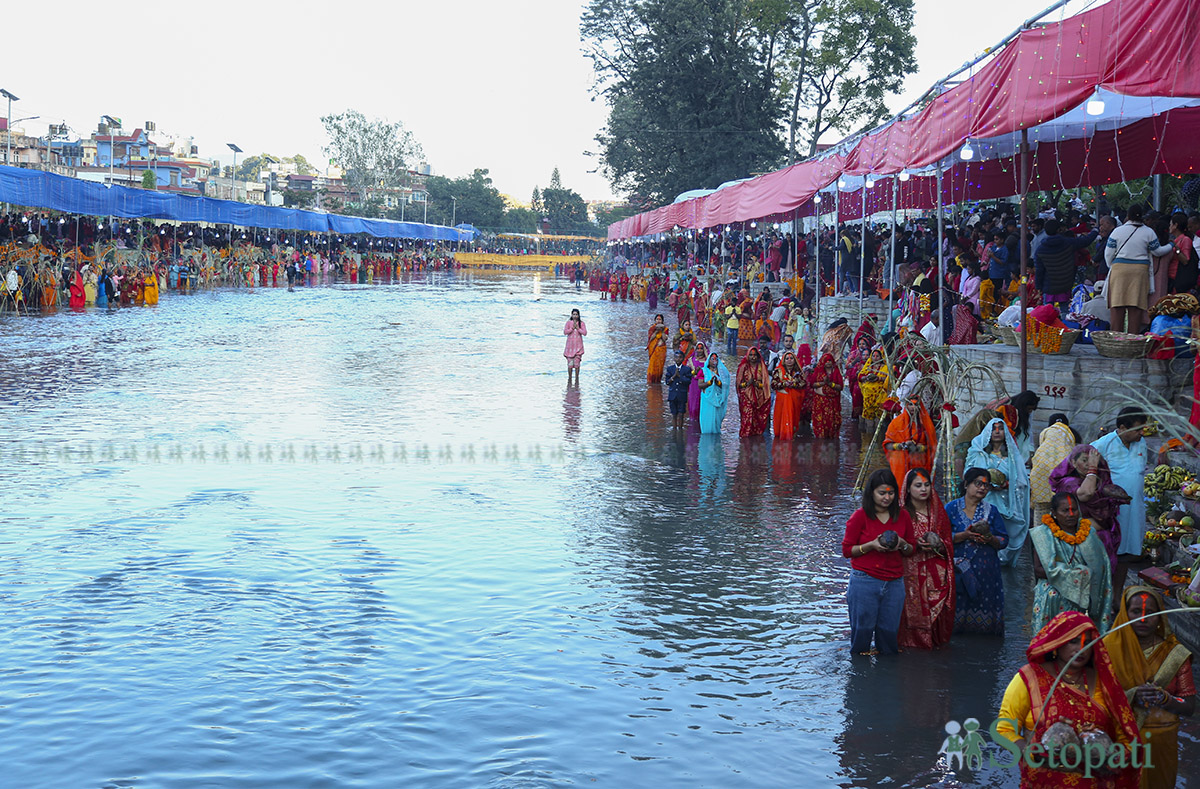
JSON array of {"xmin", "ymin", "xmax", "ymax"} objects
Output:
[{"xmin": 1, "ymin": 274, "xmax": 1195, "ymax": 787}]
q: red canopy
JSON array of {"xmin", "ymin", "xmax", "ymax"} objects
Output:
[{"xmin": 609, "ymin": 0, "xmax": 1200, "ymax": 240}]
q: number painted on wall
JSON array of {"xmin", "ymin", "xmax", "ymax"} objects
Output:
[{"xmin": 1042, "ymin": 385, "xmax": 1067, "ymax": 399}]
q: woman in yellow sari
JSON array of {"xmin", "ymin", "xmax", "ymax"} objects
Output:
[
  {"xmin": 647, "ymin": 315, "xmax": 669, "ymax": 384},
  {"xmin": 858, "ymin": 348, "xmax": 890, "ymax": 422},
  {"xmin": 143, "ymin": 267, "xmax": 160, "ymax": 306},
  {"xmin": 1104, "ymin": 586, "xmax": 1195, "ymax": 789}
]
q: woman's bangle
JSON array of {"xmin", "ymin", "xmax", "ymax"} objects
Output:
[{"xmin": 1085, "ymin": 472, "xmax": 1098, "ymax": 478}]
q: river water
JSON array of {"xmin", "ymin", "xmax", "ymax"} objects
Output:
[{"xmin": 1, "ymin": 273, "xmax": 1195, "ymax": 788}]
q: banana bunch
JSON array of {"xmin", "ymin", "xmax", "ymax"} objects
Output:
[{"xmin": 1145, "ymin": 464, "xmax": 1193, "ymax": 498}]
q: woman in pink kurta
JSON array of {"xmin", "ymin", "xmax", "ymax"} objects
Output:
[{"xmin": 564, "ymin": 309, "xmax": 587, "ymax": 384}]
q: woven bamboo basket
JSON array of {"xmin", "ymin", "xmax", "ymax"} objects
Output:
[
  {"xmin": 1027, "ymin": 318, "xmax": 1081, "ymax": 355},
  {"xmin": 1091, "ymin": 330, "xmax": 1154, "ymax": 359}
]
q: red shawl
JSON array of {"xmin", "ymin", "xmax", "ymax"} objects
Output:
[
  {"xmin": 898, "ymin": 469, "xmax": 955, "ymax": 650},
  {"xmin": 1017, "ymin": 612, "xmax": 1140, "ymax": 788},
  {"xmin": 736, "ymin": 349, "xmax": 771, "ymax": 437}
]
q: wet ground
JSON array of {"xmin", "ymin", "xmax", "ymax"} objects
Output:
[{"xmin": 0, "ymin": 272, "xmax": 1194, "ymax": 787}]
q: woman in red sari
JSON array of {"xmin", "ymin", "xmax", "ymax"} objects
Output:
[
  {"xmin": 808, "ymin": 353, "xmax": 844, "ymax": 438},
  {"xmin": 647, "ymin": 315, "xmax": 669, "ymax": 384},
  {"xmin": 996, "ymin": 611, "xmax": 1140, "ymax": 789},
  {"xmin": 796, "ymin": 342, "xmax": 814, "ymax": 430},
  {"xmin": 898, "ymin": 468, "xmax": 955, "ymax": 650},
  {"xmin": 736, "ymin": 347, "xmax": 771, "ymax": 437},
  {"xmin": 771, "ymin": 351, "xmax": 807, "ymax": 440}
]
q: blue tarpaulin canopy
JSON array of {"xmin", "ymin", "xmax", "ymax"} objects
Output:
[{"xmin": 0, "ymin": 165, "xmax": 469, "ymax": 242}]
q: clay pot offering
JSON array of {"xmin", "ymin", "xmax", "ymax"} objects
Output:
[{"xmin": 878, "ymin": 530, "xmax": 899, "ymax": 550}]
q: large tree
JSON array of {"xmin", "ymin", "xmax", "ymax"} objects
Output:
[
  {"xmin": 582, "ymin": 0, "xmax": 788, "ymax": 205},
  {"xmin": 422, "ymin": 168, "xmax": 508, "ymax": 228},
  {"xmin": 321, "ymin": 110, "xmax": 424, "ymax": 206},
  {"xmin": 581, "ymin": 0, "xmax": 917, "ymax": 199},
  {"xmin": 783, "ymin": 0, "xmax": 916, "ymax": 160}
]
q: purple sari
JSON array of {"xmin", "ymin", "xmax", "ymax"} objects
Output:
[
  {"xmin": 687, "ymin": 345, "xmax": 707, "ymax": 422},
  {"xmin": 1049, "ymin": 444, "xmax": 1128, "ymax": 572}
]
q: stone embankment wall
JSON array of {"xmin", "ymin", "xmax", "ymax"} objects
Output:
[{"xmin": 947, "ymin": 344, "xmax": 1187, "ymax": 442}]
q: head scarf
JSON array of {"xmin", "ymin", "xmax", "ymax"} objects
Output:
[
  {"xmin": 1049, "ymin": 444, "xmax": 1114, "ymax": 493},
  {"xmin": 1030, "ymin": 422, "xmax": 1078, "ymax": 507},
  {"xmin": 808, "ymin": 352, "xmax": 844, "ymax": 387},
  {"xmin": 1105, "ymin": 587, "xmax": 1186, "ymax": 689},
  {"xmin": 703, "ymin": 353, "xmax": 732, "ymax": 406},
  {"xmin": 687, "ymin": 342, "xmax": 708, "ymax": 369},
  {"xmin": 737, "ymin": 347, "xmax": 770, "ymax": 390},
  {"xmin": 1025, "ymin": 611, "xmax": 1138, "ymax": 745},
  {"xmin": 780, "ymin": 350, "xmax": 801, "ymax": 376},
  {"xmin": 852, "ymin": 318, "xmax": 875, "ymax": 349},
  {"xmin": 795, "ymin": 342, "xmax": 813, "ymax": 368},
  {"xmin": 969, "ymin": 417, "xmax": 1030, "ymax": 519}
]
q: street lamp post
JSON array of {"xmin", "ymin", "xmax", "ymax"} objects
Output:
[
  {"xmin": 451, "ymin": 196, "xmax": 457, "ymax": 228},
  {"xmin": 2, "ymin": 89, "xmax": 19, "ymax": 167},
  {"xmin": 227, "ymin": 142, "xmax": 242, "ymax": 201},
  {"xmin": 101, "ymin": 115, "xmax": 122, "ymax": 186}
]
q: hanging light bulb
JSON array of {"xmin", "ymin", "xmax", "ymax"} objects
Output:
[
  {"xmin": 1086, "ymin": 86, "xmax": 1106, "ymax": 116},
  {"xmin": 837, "ymin": 177, "xmax": 849, "ymax": 189},
  {"xmin": 750, "ymin": 221, "xmax": 757, "ymax": 229},
  {"xmin": 866, "ymin": 177, "xmax": 876, "ymax": 189},
  {"xmin": 813, "ymin": 194, "xmax": 822, "ymax": 205},
  {"xmin": 959, "ymin": 139, "xmax": 975, "ymax": 161},
  {"xmin": 898, "ymin": 171, "xmax": 911, "ymax": 182}
]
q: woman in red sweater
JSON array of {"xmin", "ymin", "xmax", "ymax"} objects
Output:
[{"xmin": 842, "ymin": 469, "xmax": 915, "ymax": 656}]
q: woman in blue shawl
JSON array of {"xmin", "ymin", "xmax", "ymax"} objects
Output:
[
  {"xmin": 965, "ymin": 417, "xmax": 1031, "ymax": 566},
  {"xmin": 698, "ymin": 352, "xmax": 731, "ymax": 434},
  {"xmin": 96, "ymin": 268, "xmax": 109, "ymax": 309}
]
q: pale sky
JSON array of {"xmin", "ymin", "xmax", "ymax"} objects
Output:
[{"xmin": 4, "ymin": 0, "xmax": 1088, "ymax": 204}]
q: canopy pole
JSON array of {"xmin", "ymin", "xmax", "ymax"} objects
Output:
[
  {"xmin": 1019, "ymin": 128, "xmax": 1031, "ymax": 393},
  {"xmin": 859, "ymin": 183, "xmax": 866, "ymax": 327},
  {"xmin": 793, "ymin": 208, "xmax": 799, "ymax": 292},
  {"xmin": 889, "ymin": 176, "xmax": 898, "ymax": 331},
  {"xmin": 834, "ymin": 189, "xmax": 840, "ymax": 296},
  {"xmin": 741, "ymin": 222, "xmax": 746, "ymax": 291},
  {"xmin": 814, "ymin": 201, "xmax": 821, "ymax": 328},
  {"xmin": 936, "ymin": 168, "xmax": 945, "ymax": 346}
]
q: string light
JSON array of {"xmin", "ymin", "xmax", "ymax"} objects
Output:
[{"xmin": 1086, "ymin": 86, "xmax": 1105, "ymax": 116}]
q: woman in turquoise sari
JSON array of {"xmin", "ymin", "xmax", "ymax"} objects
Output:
[
  {"xmin": 965, "ymin": 417, "xmax": 1031, "ymax": 567},
  {"xmin": 1030, "ymin": 491, "xmax": 1114, "ymax": 635},
  {"xmin": 698, "ymin": 352, "xmax": 731, "ymax": 434}
]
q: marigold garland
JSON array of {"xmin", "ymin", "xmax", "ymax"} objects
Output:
[{"xmin": 1042, "ymin": 513, "xmax": 1092, "ymax": 545}]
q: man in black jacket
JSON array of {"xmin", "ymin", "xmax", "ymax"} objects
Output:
[{"xmin": 1034, "ymin": 218, "xmax": 1098, "ymax": 307}]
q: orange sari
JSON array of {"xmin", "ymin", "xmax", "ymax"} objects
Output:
[
  {"xmin": 647, "ymin": 325, "xmax": 669, "ymax": 383},
  {"xmin": 885, "ymin": 401, "xmax": 938, "ymax": 486}
]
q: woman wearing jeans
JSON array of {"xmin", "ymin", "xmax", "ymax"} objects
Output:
[{"xmin": 842, "ymin": 469, "xmax": 914, "ymax": 656}]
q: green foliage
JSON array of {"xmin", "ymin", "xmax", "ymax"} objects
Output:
[
  {"xmin": 141, "ymin": 170, "xmax": 157, "ymax": 190},
  {"xmin": 783, "ymin": 0, "xmax": 916, "ymax": 158},
  {"xmin": 593, "ymin": 202, "xmax": 639, "ymax": 229},
  {"xmin": 582, "ymin": 0, "xmax": 918, "ymax": 199},
  {"xmin": 501, "ymin": 207, "xmax": 539, "ymax": 232},
  {"xmin": 530, "ymin": 187, "xmax": 543, "ymax": 214},
  {"xmin": 422, "ymin": 169, "xmax": 507, "ymax": 227},
  {"xmin": 237, "ymin": 153, "xmax": 317, "ymax": 181},
  {"xmin": 282, "ymin": 188, "xmax": 317, "ymax": 209},
  {"xmin": 582, "ymin": 0, "xmax": 787, "ymax": 204},
  {"xmin": 321, "ymin": 109, "xmax": 424, "ymax": 205}
]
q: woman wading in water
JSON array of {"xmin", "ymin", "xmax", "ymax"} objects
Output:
[{"xmin": 563, "ymin": 309, "xmax": 587, "ymax": 384}]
